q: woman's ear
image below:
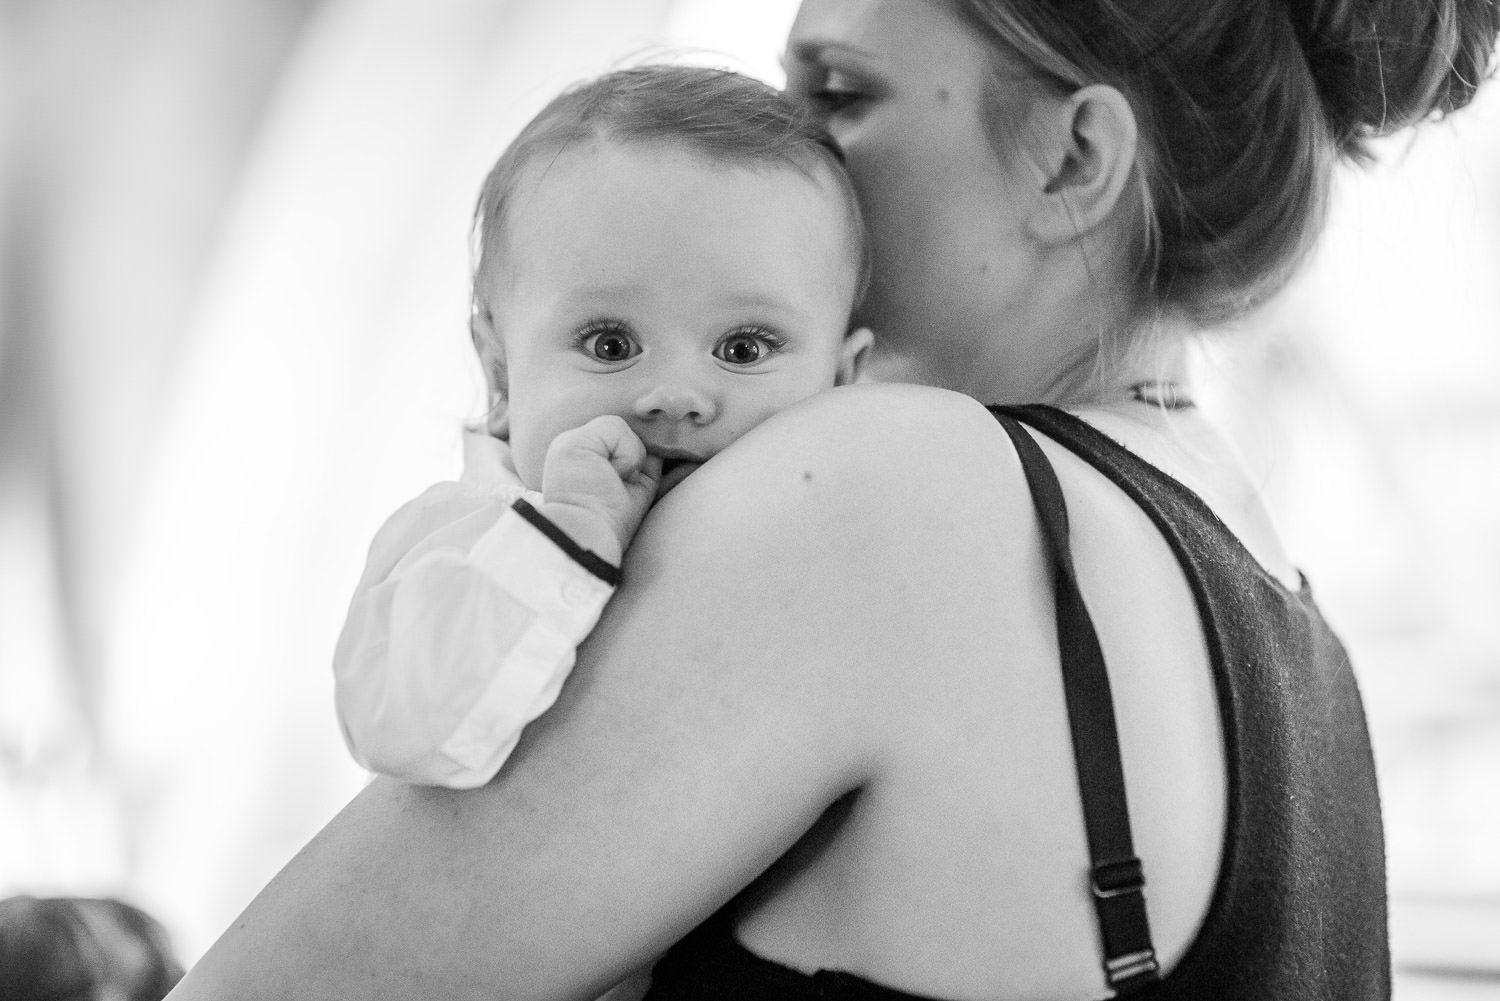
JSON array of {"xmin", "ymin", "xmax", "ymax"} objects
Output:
[
  {"xmin": 470, "ymin": 306, "xmax": 510, "ymax": 439},
  {"xmin": 1024, "ymin": 84, "xmax": 1138, "ymax": 244},
  {"xmin": 835, "ymin": 327, "xmax": 875, "ymax": 385}
]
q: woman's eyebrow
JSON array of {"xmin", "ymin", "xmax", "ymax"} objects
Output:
[{"xmin": 786, "ymin": 40, "xmax": 867, "ymax": 63}]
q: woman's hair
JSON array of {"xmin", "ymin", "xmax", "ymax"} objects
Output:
[
  {"xmin": 0, "ymin": 895, "xmax": 184, "ymax": 1001},
  {"xmin": 470, "ymin": 64, "xmax": 869, "ymax": 401},
  {"xmin": 949, "ymin": 0, "xmax": 1500, "ymax": 326}
]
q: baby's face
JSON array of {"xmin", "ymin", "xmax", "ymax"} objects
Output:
[{"xmin": 484, "ymin": 140, "xmax": 864, "ymax": 494}]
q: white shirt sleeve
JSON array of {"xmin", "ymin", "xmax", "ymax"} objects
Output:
[{"xmin": 333, "ymin": 480, "xmax": 617, "ymax": 788}]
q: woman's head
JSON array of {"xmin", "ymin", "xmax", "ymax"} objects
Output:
[
  {"xmin": 787, "ymin": 1, "xmax": 1071, "ymax": 397},
  {"xmin": 944, "ymin": 0, "xmax": 1500, "ymax": 325},
  {"xmin": 787, "ymin": 0, "xmax": 1499, "ymax": 395}
]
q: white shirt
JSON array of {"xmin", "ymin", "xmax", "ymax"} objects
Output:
[{"xmin": 332, "ymin": 470, "xmax": 616, "ymax": 789}]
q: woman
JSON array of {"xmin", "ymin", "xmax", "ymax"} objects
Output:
[{"xmin": 168, "ymin": 0, "xmax": 1499, "ymax": 998}]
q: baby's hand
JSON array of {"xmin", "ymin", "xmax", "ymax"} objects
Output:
[{"xmin": 538, "ymin": 415, "xmax": 662, "ymax": 567}]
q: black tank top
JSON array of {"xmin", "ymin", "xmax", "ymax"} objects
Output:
[{"xmin": 645, "ymin": 404, "xmax": 1389, "ymax": 1000}]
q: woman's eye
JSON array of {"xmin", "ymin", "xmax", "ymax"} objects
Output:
[
  {"xmin": 810, "ymin": 69, "xmax": 864, "ymax": 113},
  {"xmin": 580, "ymin": 324, "xmax": 639, "ymax": 362},
  {"xmin": 715, "ymin": 329, "xmax": 781, "ymax": 366}
]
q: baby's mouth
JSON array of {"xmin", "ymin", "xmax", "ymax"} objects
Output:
[{"xmin": 654, "ymin": 453, "xmax": 704, "ymax": 496}]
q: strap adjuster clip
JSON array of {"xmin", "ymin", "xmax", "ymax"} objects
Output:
[
  {"xmin": 1105, "ymin": 948, "xmax": 1160, "ymax": 989},
  {"xmin": 1091, "ymin": 856, "xmax": 1145, "ymax": 900}
]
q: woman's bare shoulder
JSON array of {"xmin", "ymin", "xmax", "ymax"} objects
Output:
[
  {"xmin": 749, "ymin": 381, "xmax": 1000, "ymax": 460},
  {"xmin": 617, "ymin": 380, "xmax": 1048, "ymax": 715},
  {"xmin": 628, "ymin": 384, "xmax": 1034, "ymax": 597},
  {"xmin": 652, "ymin": 383, "xmax": 1017, "ymax": 521}
]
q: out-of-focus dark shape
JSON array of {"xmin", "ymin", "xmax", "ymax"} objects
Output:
[{"xmin": 0, "ymin": 895, "xmax": 184, "ymax": 1001}]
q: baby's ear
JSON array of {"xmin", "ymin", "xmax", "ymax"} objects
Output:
[
  {"xmin": 471, "ymin": 305, "xmax": 510, "ymax": 439},
  {"xmin": 835, "ymin": 327, "xmax": 876, "ymax": 385}
]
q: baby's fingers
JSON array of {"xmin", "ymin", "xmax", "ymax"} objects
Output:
[{"xmin": 577, "ymin": 414, "xmax": 650, "ymax": 478}]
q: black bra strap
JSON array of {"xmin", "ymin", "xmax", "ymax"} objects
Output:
[{"xmin": 991, "ymin": 410, "xmax": 1160, "ymax": 994}]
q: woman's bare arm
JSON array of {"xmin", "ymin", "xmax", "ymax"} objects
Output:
[{"xmin": 167, "ymin": 385, "xmax": 1006, "ymax": 1001}]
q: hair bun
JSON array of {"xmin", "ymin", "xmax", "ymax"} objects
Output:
[{"xmin": 1285, "ymin": 0, "xmax": 1500, "ymax": 158}]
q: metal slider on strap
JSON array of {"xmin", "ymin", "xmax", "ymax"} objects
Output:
[
  {"xmin": 1091, "ymin": 856, "xmax": 1159, "ymax": 991},
  {"xmin": 1091, "ymin": 856, "xmax": 1145, "ymax": 899},
  {"xmin": 1105, "ymin": 949, "xmax": 1161, "ymax": 989}
]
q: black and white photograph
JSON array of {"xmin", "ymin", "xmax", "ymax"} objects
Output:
[{"xmin": 3, "ymin": 2, "xmax": 1499, "ymax": 998}]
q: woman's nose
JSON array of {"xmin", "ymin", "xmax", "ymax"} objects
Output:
[{"xmin": 633, "ymin": 382, "xmax": 717, "ymax": 424}]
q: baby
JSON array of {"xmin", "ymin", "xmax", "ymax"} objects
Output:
[{"xmin": 334, "ymin": 65, "xmax": 871, "ymax": 788}]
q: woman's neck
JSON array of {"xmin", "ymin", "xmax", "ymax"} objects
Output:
[{"xmin": 873, "ymin": 287, "xmax": 1192, "ymax": 410}]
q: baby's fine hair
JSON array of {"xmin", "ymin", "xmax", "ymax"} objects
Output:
[{"xmin": 470, "ymin": 64, "xmax": 869, "ymax": 358}]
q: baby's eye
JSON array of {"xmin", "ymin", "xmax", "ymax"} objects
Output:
[
  {"xmin": 578, "ymin": 322, "xmax": 640, "ymax": 363},
  {"xmin": 714, "ymin": 328, "xmax": 783, "ymax": 367}
]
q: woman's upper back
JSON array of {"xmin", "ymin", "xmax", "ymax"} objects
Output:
[
  {"xmin": 691, "ymin": 387, "xmax": 1222, "ymax": 998},
  {"xmin": 643, "ymin": 384, "xmax": 1385, "ymax": 1000}
]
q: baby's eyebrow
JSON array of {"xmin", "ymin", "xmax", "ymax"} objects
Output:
[
  {"xmin": 721, "ymin": 291, "xmax": 792, "ymax": 308},
  {"xmin": 717, "ymin": 292, "xmax": 807, "ymax": 319},
  {"xmin": 559, "ymin": 284, "xmax": 644, "ymax": 305}
]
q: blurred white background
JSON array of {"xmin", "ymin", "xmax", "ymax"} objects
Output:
[{"xmin": 1, "ymin": 2, "xmax": 1497, "ymax": 996}]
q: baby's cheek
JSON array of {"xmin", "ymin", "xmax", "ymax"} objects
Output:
[{"xmin": 507, "ymin": 426, "xmax": 547, "ymax": 492}]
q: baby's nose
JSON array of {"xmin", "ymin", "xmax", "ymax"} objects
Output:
[{"xmin": 633, "ymin": 383, "xmax": 717, "ymax": 424}]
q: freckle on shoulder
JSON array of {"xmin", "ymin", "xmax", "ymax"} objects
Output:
[{"xmin": 778, "ymin": 385, "xmax": 997, "ymax": 480}]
